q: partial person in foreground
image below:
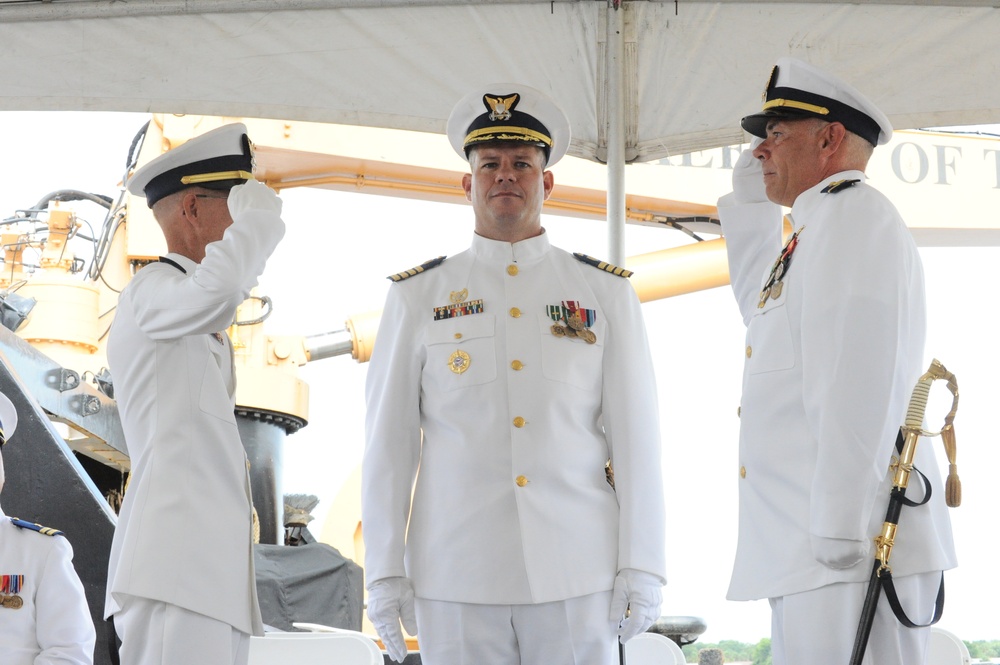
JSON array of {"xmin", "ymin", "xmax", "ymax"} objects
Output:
[
  {"xmin": 104, "ymin": 123, "xmax": 286, "ymax": 665},
  {"xmin": 718, "ymin": 56, "xmax": 956, "ymax": 665},
  {"xmin": 0, "ymin": 391, "xmax": 96, "ymax": 665},
  {"xmin": 362, "ymin": 84, "xmax": 666, "ymax": 665}
]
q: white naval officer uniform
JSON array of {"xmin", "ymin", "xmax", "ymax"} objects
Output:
[
  {"xmin": 720, "ymin": 171, "xmax": 957, "ymax": 664},
  {"xmin": 363, "ymin": 230, "xmax": 666, "ymax": 657},
  {"xmin": 0, "ymin": 507, "xmax": 95, "ymax": 665},
  {"xmin": 105, "ymin": 205, "xmax": 284, "ymax": 660}
]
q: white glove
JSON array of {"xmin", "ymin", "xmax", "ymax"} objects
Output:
[
  {"xmin": 227, "ymin": 179, "xmax": 283, "ymax": 218},
  {"xmin": 811, "ymin": 535, "xmax": 870, "ymax": 570},
  {"xmin": 609, "ymin": 568, "xmax": 663, "ymax": 643},
  {"xmin": 730, "ymin": 137, "xmax": 768, "ymax": 205},
  {"xmin": 367, "ymin": 577, "xmax": 417, "ymax": 663}
]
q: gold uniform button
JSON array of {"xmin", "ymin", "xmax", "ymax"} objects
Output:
[
  {"xmin": 740, "ymin": 466, "xmax": 747, "ymax": 478},
  {"xmin": 513, "ymin": 416, "xmax": 526, "ymax": 428},
  {"xmin": 745, "ymin": 345, "xmax": 753, "ymax": 358},
  {"xmin": 507, "ymin": 264, "xmax": 519, "ymax": 276},
  {"xmin": 509, "ymin": 307, "xmax": 521, "ymax": 318},
  {"xmin": 454, "ymin": 333, "xmax": 463, "ymax": 339},
  {"xmin": 515, "ymin": 475, "xmax": 528, "ymax": 487},
  {"xmin": 511, "ymin": 360, "xmax": 524, "ymax": 371}
]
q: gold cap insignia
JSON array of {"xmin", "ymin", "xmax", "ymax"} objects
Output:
[
  {"xmin": 762, "ymin": 65, "xmax": 778, "ymax": 104},
  {"xmin": 485, "ymin": 93, "xmax": 519, "ymax": 121}
]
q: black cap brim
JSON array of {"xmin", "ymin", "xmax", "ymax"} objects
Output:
[{"xmin": 741, "ymin": 108, "xmax": 823, "ymax": 139}]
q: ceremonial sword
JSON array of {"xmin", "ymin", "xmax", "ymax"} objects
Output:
[{"xmin": 849, "ymin": 358, "xmax": 961, "ymax": 665}]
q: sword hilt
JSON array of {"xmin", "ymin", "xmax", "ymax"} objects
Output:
[
  {"xmin": 880, "ymin": 359, "xmax": 961, "ymax": 568},
  {"xmin": 904, "ymin": 358, "xmax": 959, "ymax": 435},
  {"xmin": 912, "ymin": 359, "xmax": 961, "ymax": 507}
]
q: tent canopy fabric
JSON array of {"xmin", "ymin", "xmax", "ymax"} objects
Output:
[{"xmin": 1, "ymin": 1, "xmax": 998, "ymax": 163}]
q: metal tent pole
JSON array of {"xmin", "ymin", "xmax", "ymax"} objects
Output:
[{"xmin": 605, "ymin": 1, "xmax": 627, "ymax": 266}]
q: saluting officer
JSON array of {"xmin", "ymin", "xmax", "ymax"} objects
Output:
[
  {"xmin": 718, "ymin": 57, "xmax": 956, "ymax": 665},
  {"xmin": 0, "ymin": 391, "xmax": 96, "ymax": 665},
  {"xmin": 362, "ymin": 84, "xmax": 666, "ymax": 665},
  {"xmin": 104, "ymin": 123, "xmax": 285, "ymax": 665}
]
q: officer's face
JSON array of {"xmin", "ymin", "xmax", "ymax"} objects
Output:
[
  {"xmin": 190, "ymin": 190, "xmax": 235, "ymax": 248},
  {"xmin": 754, "ymin": 118, "xmax": 830, "ymax": 207},
  {"xmin": 463, "ymin": 144, "xmax": 554, "ymax": 242}
]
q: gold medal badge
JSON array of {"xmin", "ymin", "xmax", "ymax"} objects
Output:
[
  {"xmin": 547, "ymin": 303, "xmax": 598, "ymax": 344},
  {"xmin": 448, "ymin": 349, "xmax": 471, "ymax": 374},
  {"xmin": 567, "ymin": 312, "xmax": 596, "ymax": 344},
  {"xmin": 0, "ymin": 593, "xmax": 23, "ymax": 609}
]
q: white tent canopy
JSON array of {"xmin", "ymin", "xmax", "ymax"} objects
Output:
[{"xmin": 2, "ymin": 0, "xmax": 999, "ymax": 163}]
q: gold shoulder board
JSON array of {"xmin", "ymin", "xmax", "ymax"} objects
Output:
[
  {"xmin": 821, "ymin": 178, "xmax": 860, "ymax": 194},
  {"xmin": 572, "ymin": 253, "xmax": 633, "ymax": 278},
  {"xmin": 9, "ymin": 517, "xmax": 63, "ymax": 537},
  {"xmin": 387, "ymin": 256, "xmax": 447, "ymax": 282}
]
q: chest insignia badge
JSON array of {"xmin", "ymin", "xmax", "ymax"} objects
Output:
[{"xmin": 448, "ymin": 349, "xmax": 471, "ymax": 374}]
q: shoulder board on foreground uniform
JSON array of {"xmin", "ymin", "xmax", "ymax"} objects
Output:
[
  {"xmin": 821, "ymin": 178, "xmax": 861, "ymax": 194},
  {"xmin": 387, "ymin": 256, "xmax": 447, "ymax": 282},
  {"xmin": 9, "ymin": 517, "xmax": 63, "ymax": 537},
  {"xmin": 572, "ymin": 253, "xmax": 633, "ymax": 278}
]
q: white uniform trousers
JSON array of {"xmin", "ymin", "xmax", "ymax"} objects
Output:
[
  {"xmin": 414, "ymin": 591, "xmax": 619, "ymax": 665},
  {"xmin": 116, "ymin": 595, "xmax": 250, "ymax": 665},
  {"xmin": 770, "ymin": 571, "xmax": 940, "ymax": 665}
]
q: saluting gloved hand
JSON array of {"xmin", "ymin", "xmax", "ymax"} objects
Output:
[
  {"xmin": 227, "ymin": 179, "xmax": 283, "ymax": 219},
  {"xmin": 609, "ymin": 568, "xmax": 663, "ymax": 643},
  {"xmin": 811, "ymin": 535, "xmax": 870, "ymax": 570},
  {"xmin": 729, "ymin": 137, "xmax": 768, "ymax": 205},
  {"xmin": 367, "ymin": 577, "xmax": 417, "ymax": 663}
]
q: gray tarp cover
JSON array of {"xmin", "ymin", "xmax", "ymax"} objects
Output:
[{"xmin": 254, "ymin": 541, "xmax": 364, "ymax": 632}]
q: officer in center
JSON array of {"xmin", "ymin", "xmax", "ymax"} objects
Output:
[{"xmin": 362, "ymin": 84, "xmax": 667, "ymax": 665}]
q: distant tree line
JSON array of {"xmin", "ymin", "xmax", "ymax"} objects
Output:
[
  {"xmin": 968, "ymin": 640, "xmax": 1000, "ymax": 659},
  {"xmin": 680, "ymin": 638, "xmax": 771, "ymax": 664},
  {"xmin": 680, "ymin": 638, "xmax": 1000, "ymax": 663}
]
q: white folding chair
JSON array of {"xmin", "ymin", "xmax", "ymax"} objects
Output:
[
  {"xmin": 248, "ymin": 631, "xmax": 383, "ymax": 665},
  {"xmin": 927, "ymin": 627, "xmax": 971, "ymax": 665},
  {"xmin": 625, "ymin": 632, "xmax": 687, "ymax": 665}
]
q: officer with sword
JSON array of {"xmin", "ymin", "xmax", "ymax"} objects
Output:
[{"xmin": 717, "ymin": 57, "xmax": 957, "ymax": 665}]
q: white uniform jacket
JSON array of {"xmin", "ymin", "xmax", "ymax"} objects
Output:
[
  {"xmin": 720, "ymin": 171, "xmax": 956, "ymax": 601},
  {"xmin": 104, "ymin": 208, "xmax": 284, "ymax": 634},
  {"xmin": 0, "ymin": 508, "xmax": 95, "ymax": 665},
  {"xmin": 363, "ymin": 231, "xmax": 666, "ymax": 604}
]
